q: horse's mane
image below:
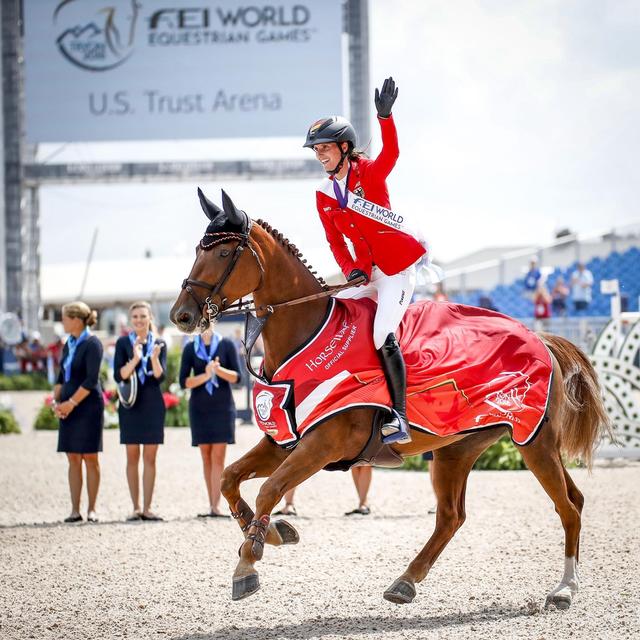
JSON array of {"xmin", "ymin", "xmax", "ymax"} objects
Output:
[{"xmin": 255, "ymin": 219, "xmax": 329, "ymax": 291}]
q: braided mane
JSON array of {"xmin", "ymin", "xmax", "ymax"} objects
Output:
[{"xmin": 255, "ymin": 219, "xmax": 329, "ymax": 291}]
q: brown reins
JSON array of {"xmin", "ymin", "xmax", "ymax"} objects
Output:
[
  {"xmin": 180, "ymin": 226, "xmax": 366, "ymax": 380},
  {"xmin": 181, "ymin": 227, "xmax": 366, "ymax": 323}
]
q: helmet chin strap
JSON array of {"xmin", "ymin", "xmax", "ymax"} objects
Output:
[{"xmin": 328, "ymin": 143, "xmax": 349, "ymax": 176}]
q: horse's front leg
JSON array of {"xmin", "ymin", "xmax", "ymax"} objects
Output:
[
  {"xmin": 220, "ymin": 436, "xmax": 298, "ymax": 548},
  {"xmin": 232, "ymin": 422, "xmax": 355, "ymax": 601}
]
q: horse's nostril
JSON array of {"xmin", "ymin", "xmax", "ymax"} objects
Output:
[{"xmin": 178, "ymin": 311, "xmax": 193, "ymax": 325}]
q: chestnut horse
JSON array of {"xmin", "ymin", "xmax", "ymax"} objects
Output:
[{"xmin": 170, "ymin": 190, "xmax": 610, "ymax": 609}]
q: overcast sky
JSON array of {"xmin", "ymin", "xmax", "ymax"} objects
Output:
[{"xmin": 38, "ymin": 0, "xmax": 640, "ymax": 275}]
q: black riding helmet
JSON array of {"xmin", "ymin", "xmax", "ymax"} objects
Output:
[{"xmin": 303, "ymin": 116, "xmax": 357, "ymax": 149}]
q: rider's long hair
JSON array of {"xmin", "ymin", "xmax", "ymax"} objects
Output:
[{"xmin": 348, "ymin": 148, "xmax": 368, "ymax": 161}]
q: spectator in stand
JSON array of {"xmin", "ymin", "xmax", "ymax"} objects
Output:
[
  {"xmin": 29, "ymin": 332, "xmax": 47, "ymax": 373},
  {"xmin": 570, "ymin": 262, "xmax": 594, "ymax": 314},
  {"xmin": 47, "ymin": 334, "xmax": 64, "ymax": 372},
  {"xmin": 14, "ymin": 334, "xmax": 30, "ymax": 373},
  {"xmin": 478, "ymin": 293, "xmax": 498, "ymax": 312},
  {"xmin": 433, "ymin": 283, "xmax": 448, "ymax": 303},
  {"xmin": 551, "ymin": 276, "xmax": 569, "ymax": 317},
  {"xmin": 533, "ymin": 279, "xmax": 552, "ymax": 329},
  {"xmin": 523, "ymin": 258, "xmax": 541, "ymax": 299}
]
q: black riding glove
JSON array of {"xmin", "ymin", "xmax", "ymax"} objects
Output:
[
  {"xmin": 374, "ymin": 77, "xmax": 398, "ymax": 118},
  {"xmin": 348, "ymin": 269, "xmax": 369, "ymax": 284}
]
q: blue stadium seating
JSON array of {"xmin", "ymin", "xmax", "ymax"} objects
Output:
[{"xmin": 451, "ymin": 246, "xmax": 640, "ymax": 318}]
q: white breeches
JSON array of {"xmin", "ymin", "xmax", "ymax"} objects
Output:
[{"xmin": 336, "ymin": 265, "xmax": 416, "ymax": 349}]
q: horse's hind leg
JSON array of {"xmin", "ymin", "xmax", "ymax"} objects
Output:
[
  {"xmin": 220, "ymin": 437, "xmax": 298, "ymax": 549},
  {"xmin": 384, "ymin": 431, "xmax": 502, "ymax": 605},
  {"xmin": 563, "ymin": 467, "xmax": 584, "ymax": 561},
  {"xmin": 517, "ymin": 430, "xmax": 582, "ymax": 610}
]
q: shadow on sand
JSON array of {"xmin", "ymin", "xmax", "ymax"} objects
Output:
[{"xmin": 173, "ymin": 604, "xmax": 542, "ymax": 640}]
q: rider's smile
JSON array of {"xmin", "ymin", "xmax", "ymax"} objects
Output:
[{"xmin": 313, "ymin": 143, "xmax": 346, "ymax": 174}]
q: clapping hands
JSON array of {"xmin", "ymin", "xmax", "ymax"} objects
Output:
[
  {"xmin": 132, "ymin": 341, "xmax": 144, "ymax": 361},
  {"xmin": 206, "ymin": 357, "xmax": 221, "ymax": 379}
]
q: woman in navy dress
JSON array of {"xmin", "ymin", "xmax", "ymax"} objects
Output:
[
  {"xmin": 114, "ymin": 301, "xmax": 167, "ymax": 521},
  {"xmin": 53, "ymin": 301, "xmax": 104, "ymax": 524},
  {"xmin": 179, "ymin": 328, "xmax": 241, "ymax": 517}
]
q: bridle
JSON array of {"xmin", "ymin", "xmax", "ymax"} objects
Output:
[
  {"xmin": 180, "ymin": 222, "xmax": 266, "ymax": 326},
  {"xmin": 179, "ymin": 221, "xmax": 366, "ymax": 378}
]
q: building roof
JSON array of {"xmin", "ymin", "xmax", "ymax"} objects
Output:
[
  {"xmin": 42, "ymin": 257, "xmax": 193, "ymax": 306},
  {"xmin": 42, "ymin": 253, "xmax": 343, "ymax": 306}
]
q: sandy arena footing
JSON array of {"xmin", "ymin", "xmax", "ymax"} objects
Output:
[{"xmin": 1, "ymin": 425, "xmax": 639, "ymax": 639}]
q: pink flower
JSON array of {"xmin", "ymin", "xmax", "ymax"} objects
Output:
[{"xmin": 163, "ymin": 392, "xmax": 180, "ymax": 409}]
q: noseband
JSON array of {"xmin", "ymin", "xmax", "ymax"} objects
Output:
[{"xmin": 181, "ymin": 222, "xmax": 264, "ymax": 323}]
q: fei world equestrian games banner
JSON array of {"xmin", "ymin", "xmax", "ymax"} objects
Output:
[{"xmin": 23, "ymin": 0, "xmax": 343, "ymax": 143}]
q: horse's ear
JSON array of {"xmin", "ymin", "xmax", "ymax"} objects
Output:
[
  {"xmin": 221, "ymin": 189, "xmax": 248, "ymax": 231},
  {"xmin": 197, "ymin": 187, "xmax": 223, "ymax": 221}
]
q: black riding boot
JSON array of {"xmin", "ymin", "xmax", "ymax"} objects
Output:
[{"xmin": 378, "ymin": 333, "xmax": 412, "ymax": 444}]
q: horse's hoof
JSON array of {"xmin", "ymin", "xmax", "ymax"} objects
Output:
[
  {"xmin": 546, "ymin": 593, "xmax": 572, "ymax": 610},
  {"xmin": 383, "ymin": 578, "xmax": 416, "ymax": 604},
  {"xmin": 275, "ymin": 519, "xmax": 300, "ymax": 545},
  {"xmin": 232, "ymin": 573, "xmax": 260, "ymax": 601}
]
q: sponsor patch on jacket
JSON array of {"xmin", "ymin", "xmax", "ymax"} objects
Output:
[{"xmin": 350, "ymin": 195, "xmax": 404, "ymax": 230}]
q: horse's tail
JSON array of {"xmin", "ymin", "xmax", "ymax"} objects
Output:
[{"xmin": 540, "ymin": 333, "xmax": 613, "ymax": 469}]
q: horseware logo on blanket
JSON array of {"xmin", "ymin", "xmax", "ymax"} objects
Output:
[
  {"xmin": 483, "ymin": 371, "xmax": 532, "ymax": 419},
  {"xmin": 305, "ymin": 319, "xmax": 356, "ymax": 373},
  {"xmin": 255, "ymin": 390, "xmax": 274, "ymax": 422}
]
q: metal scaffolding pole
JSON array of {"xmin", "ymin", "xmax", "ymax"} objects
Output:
[
  {"xmin": 2, "ymin": 0, "xmax": 25, "ymax": 318},
  {"xmin": 345, "ymin": 0, "xmax": 371, "ymax": 148},
  {"xmin": 22, "ymin": 182, "xmax": 40, "ymax": 329}
]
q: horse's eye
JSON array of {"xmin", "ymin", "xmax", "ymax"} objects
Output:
[{"xmin": 220, "ymin": 249, "xmax": 231, "ymax": 258}]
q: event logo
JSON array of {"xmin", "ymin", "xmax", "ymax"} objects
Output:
[
  {"xmin": 147, "ymin": 4, "xmax": 314, "ymax": 46},
  {"xmin": 350, "ymin": 196, "xmax": 404, "ymax": 230},
  {"xmin": 483, "ymin": 371, "xmax": 531, "ymax": 414},
  {"xmin": 54, "ymin": 0, "xmax": 141, "ymax": 71},
  {"xmin": 255, "ymin": 390, "xmax": 274, "ymax": 422}
]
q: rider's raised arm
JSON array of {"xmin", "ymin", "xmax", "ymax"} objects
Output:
[{"xmin": 369, "ymin": 114, "xmax": 399, "ymax": 181}]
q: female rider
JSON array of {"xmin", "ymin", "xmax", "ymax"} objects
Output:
[{"xmin": 303, "ymin": 77, "xmax": 426, "ymax": 444}]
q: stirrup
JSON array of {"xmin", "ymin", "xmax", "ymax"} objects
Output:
[{"xmin": 381, "ymin": 411, "xmax": 412, "ymax": 444}]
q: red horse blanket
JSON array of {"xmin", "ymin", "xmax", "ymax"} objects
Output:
[{"xmin": 252, "ymin": 298, "xmax": 553, "ymax": 448}]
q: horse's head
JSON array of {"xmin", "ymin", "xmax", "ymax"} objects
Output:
[{"xmin": 169, "ymin": 189, "xmax": 263, "ymax": 333}]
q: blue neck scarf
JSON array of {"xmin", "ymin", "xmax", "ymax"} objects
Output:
[
  {"xmin": 332, "ymin": 166, "xmax": 350, "ymax": 209},
  {"xmin": 194, "ymin": 333, "xmax": 221, "ymax": 395},
  {"xmin": 63, "ymin": 328, "xmax": 89, "ymax": 383},
  {"xmin": 129, "ymin": 331, "xmax": 154, "ymax": 385}
]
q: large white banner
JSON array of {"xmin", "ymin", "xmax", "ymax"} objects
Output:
[{"xmin": 24, "ymin": 0, "xmax": 343, "ymax": 143}]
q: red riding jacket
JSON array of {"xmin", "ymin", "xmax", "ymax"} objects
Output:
[{"xmin": 315, "ymin": 115, "xmax": 426, "ymax": 279}]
